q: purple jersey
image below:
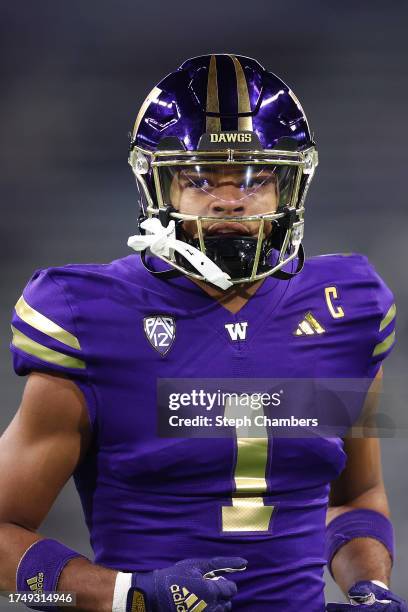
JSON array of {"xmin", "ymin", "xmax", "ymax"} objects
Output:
[{"xmin": 10, "ymin": 253, "xmax": 396, "ymax": 611}]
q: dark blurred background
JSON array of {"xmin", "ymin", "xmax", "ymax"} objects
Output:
[{"xmin": 1, "ymin": 1, "xmax": 407, "ymax": 607}]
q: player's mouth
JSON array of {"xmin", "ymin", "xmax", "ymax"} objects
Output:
[{"xmin": 206, "ymin": 222, "xmax": 251, "ymax": 236}]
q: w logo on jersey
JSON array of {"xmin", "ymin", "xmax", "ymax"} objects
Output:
[
  {"xmin": 144, "ymin": 315, "xmax": 176, "ymax": 355},
  {"xmin": 225, "ymin": 322, "xmax": 248, "ymax": 341}
]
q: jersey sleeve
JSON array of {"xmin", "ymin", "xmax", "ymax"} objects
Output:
[
  {"xmin": 9, "ymin": 267, "xmax": 96, "ymax": 426},
  {"xmin": 10, "ymin": 268, "xmax": 87, "ymax": 377},
  {"xmin": 366, "ymin": 262, "xmax": 396, "ymax": 377}
]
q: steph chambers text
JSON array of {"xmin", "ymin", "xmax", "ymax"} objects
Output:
[{"xmin": 168, "ymin": 415, "xmax": 319, "ymax": 428}]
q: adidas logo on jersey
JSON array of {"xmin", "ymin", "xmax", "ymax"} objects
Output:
[
  {"xmin": 225, "ymin": 322, "xmax": 248, "ymax": 341},
  {"xmin": 170, "ymin": 584, "xmax": 207, "ymax": 611},
  {"xmin": 26, "ymin": 572, "xmax": 44, "ymax": 593},
  {"xmin": 294, "ymin": 312, "xmax": 325, "ymax": 336}
]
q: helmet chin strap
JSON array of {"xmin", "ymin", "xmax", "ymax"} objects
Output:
[
  {"xmin": 271, "ymin": 243, "xmax": 305, "ymax": 279},
  {"xmin": 128, "ymin": 218, "xmax": 233, "ymax": 290}
]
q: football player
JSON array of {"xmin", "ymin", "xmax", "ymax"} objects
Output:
[{"xmin": 0, "ymin": 54, "xmax": 405, "ymax": 611}]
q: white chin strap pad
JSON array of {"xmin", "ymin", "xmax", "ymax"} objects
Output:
[{"xmin": 128, "ymin": 218, "xmax": 233, "ymax": 290}]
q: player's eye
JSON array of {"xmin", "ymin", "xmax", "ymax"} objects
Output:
[
  {"xmin": 242, "ymin": 172, "xmax": 276, "ymax": 190},
  {"xmin": 180, "ymin": 174, "xmax": 214, "ymax": 189},
  {"xmin": 191, "ymin": 177, "xmax": 213, "ymax": 189},
  {"xmin": 242, "ymin": 177, "xmax": 262, "ymax": 189}
]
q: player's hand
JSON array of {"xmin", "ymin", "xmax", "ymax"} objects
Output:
[
  {"xmin": 326, "ymin": 581, "xmax": 408, "ymax": 611},
  {"xmin": 128, "ymin": 556, "xmax": 247, "ymax": 611}
]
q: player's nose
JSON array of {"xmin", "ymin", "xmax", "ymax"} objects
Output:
[{"xmin": 207, "ymin": 183, "xmax": 246, "ymax": 216}]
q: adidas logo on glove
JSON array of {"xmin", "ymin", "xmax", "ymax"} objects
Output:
[
  {"xmin": 26, "ymin": 572, "xmax": 44, "ymax": 593},
  {"xmin": 170, "ymin": 584, "xmax": 207, "ymax": 611}
]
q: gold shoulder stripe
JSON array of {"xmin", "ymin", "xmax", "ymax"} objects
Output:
[
  {"xmin": 373, "ymin": 330, "xmax": 396, "ymax": 357},
  {"xmin": 206, "ymin": 55, "xmax": 221, "ymax": 132},
  {"xmin": 229, "ymin": 55, "xmax": 253, "ymax": 131},
  {"xmin": 15, "ymin": 296, "xmax": 81, "ymax": 350},
  {"xmin": 379, "ymin": 303, "xmax": 396, "ymax": 332},
  {"xmin": 11, "ymin": 326, "xmax": 86, "ymax": 370}
]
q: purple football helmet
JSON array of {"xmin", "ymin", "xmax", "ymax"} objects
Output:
[{"xmin": 128, "ymin": 54, "xmax": 318, "ymax": 286}]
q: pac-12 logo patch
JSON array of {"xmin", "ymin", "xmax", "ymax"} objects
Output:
[{"xmin": 143, "ymin": 315, "xmax": 176, "ymax": 356}]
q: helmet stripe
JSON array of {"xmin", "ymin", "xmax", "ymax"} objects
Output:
[
  {"xmin": 229, "ymin": 55, "xmax": 253, "ymax": 131},
  {"xmin": 205, "ymin": 55, "xmax": 221, "ymax": 132},
  {"xmin": 132, "ymin": 86, "xmax": 162, "ymax": 141},
  {"xmin": 288, "ymin": 88, "xmax": 311, "ymax": 136}
]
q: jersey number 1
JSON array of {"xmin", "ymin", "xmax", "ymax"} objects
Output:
[{"xmin": 221, "ymin": 399, "xmax": 274, "ymax": 532}]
